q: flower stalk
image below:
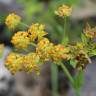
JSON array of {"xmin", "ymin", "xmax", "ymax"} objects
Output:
[
  {"xmin": 62, "ymin": 16, "xmax": 69, "ymax": 45},
  {"xmin": 51, "ymin": 63, "xmax": 59, "ymax": 96},
  {"xmin": 59, "ymin": 62, "xmax": 74, "ymax": 85}
]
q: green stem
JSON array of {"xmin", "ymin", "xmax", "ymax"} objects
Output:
[
  {"xmin": 60, "ymin": 62, "xmax": 74, "ymax": 85},
  {"xmin": 74, "ymin": 88, "xmax": 81, "ymax": 96},
  {"xmin": 51, "ymin": 63, "xmax": 59, "ymax": 96},
  {"xmin": 64, "ymin": 17, "xmax": 67, "ymax": 38},
  {"xmin": 60, "ymin": 62, "xmax": 83, "ymax": 96},
  {"xmin": 61, "ymin": 17, "xmax": 68, "ymax": 45},
  {"xmin": 74, "ymin": 70, "xmax": 84, "ymax": 96}
]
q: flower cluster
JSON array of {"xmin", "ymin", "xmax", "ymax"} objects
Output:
[
  {"xmin": 11, "ymin": 31, "xmax": 30, "ymax": 49},
  {"xmin": 5, "ymin": 5, "xmax": 95, "ymax": 75},
  {"xmin": 23, "ymin": 53, "xmax": 40, "ymax": 75},
  {"xmin": 5, "ymin": 52, "xmax": 40, "ymax": 75},
  {"xmin": 5, "ymin": 13, "xmax": 72, "ymax": 74},
  {"xmin": 5, "ymin": 52, "xmax": 24, "ymax": 74},
  {"xmin": 84, "ymin": 23, "xmax": 96, "ymax": 39},
  {"xmin": 5, "ymin": 13, "xmax": 21, "ymax": 30},
  {"xmin": 36, "ymin": 38, "xmax": 54, "ymax": 62},
  {"xmin": 50, "ymin": 44, "xmax": 70, "ymax": 62},
  {"xmin": 28, "ymin": 23, "xmax": 47, "ymax": 41},
  {"xmin": 5, "ymin": 37, "xmax": 70, "ymax": 75},
  {"xmin": 55, "ymin": 4, "xmax": 72, "ymax": 17},
  {"xmin": 7, "ymin": 20, "xmax": 48, "ymax": 49},
  {"xmin": 5, "ymin": 13, "xmax": 70, "ymax": 75}
]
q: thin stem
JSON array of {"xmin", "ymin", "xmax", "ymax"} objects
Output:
[
  {"xmin": 60, "ymin": 62, "xmax": 74, "ymax": 85},
  {"xmin": 51, "ymin": 63, "xmax": 59, "ymax": 96},
  {"xmin": 61, "ymin": 17, "xmax": 68, "ymax": 45},
  {"xmin": 64, "ymin": 17, "xmax": 67, "ymax": 38}
]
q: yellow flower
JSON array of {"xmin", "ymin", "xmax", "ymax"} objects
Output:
[
  {"xmin": 50, "ymin": 44, "xmax": 70, "ymax": 62},
  {"xmin": 28, "ymin": 23, "xmax": 47, "ymax": 41},
  {"xmin": 11, "ymin": 31, "xmax": 30, "ymax": 49},
  {"xmin": 55, "ymin": 4, "xmax": 72, "ymax": 17},
  {"xmin": 23, "ymin": 53, "xmax": 40, "ymax": 75},
  {"xmin": 37, "ymin": 38, "xmax": 50, "ymax": 49},
  {"xmin": 5, "ymin": 52, "xmax": 24, "ymax": 74},
  {"xmin": 5, "ymin": 13, "xmax": 21, "ymax": 29},
  {"xmin": 84, "ymin": 23, "xmax": 96, "ymax": 39},
  {"xmin": 36, "ymin": 38, "xmax": 53, "ymax": 62}
]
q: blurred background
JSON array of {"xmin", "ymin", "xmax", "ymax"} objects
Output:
[{"xmin": 0, "ymin": 0, "xmax": 96, "ymax": 96}]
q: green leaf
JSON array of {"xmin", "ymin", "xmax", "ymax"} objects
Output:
[
  {"xmin": 70, "ymin": 59, "xmax": 77, "ymax": 68},
  {"xmin": 62, "ymin": 36, "xmax": 69, "ymax": 46},
  {"xmin": 90, "ymin": 50, "xmax": 96, "ymax": 56},
  {"xmin": 81, "ymin": 33, "xmax": 87, "ymax": 45}
]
